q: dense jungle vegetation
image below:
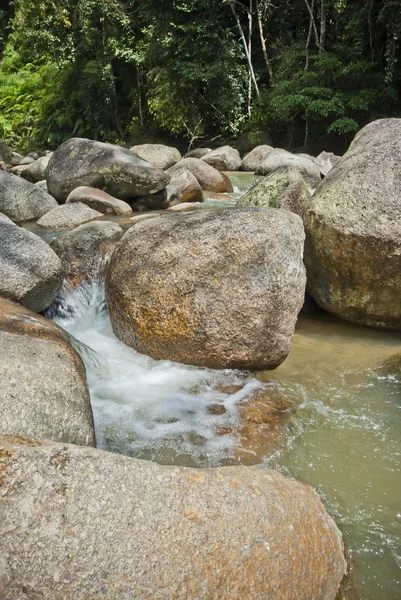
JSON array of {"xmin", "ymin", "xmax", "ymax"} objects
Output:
[{"xmin": 0, "ymin": 0, "xmax": 400, "ymax": 153}]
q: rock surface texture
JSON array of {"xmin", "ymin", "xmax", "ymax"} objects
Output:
[
  {"xmin": 66, "ymin": 186, "xmax": 132, "ymax": 215},
  {"xmin": 201, "ymin": 145, "xmax": 242, "ymax": 171},
  {"xmin": 130, "ymin": 143, "xmax": 181, "ymax": 170},
  {"xmin": 165, "ymin": 165, "xmax": 204, "ymax": 203},
  {"xmin": 51, "ymin": 221, "xmax": 123, "ymax": 288},
  {"xmin": 304, "ymin": 118, "xmax": 401, "ymax": 329},
  {"xmin": 256, "ymin": 149, "xmax": 321, "ymax": 193},
  {"xmin": 106, "ymin": 208, "xmax": 306, "ymax": 370},
  {"xmin": 172, "ymin": 158, "xmax": 233, "ymax": 193},
  {"xmin": 21, "ymin": 153, "xmax": 53, "ymax": 183},
  {"xmin": 238, "ymin": 166, "xmax": 311, "ymax": 217},
  {"xmin": 46, "ymin": 138, "xmax": 170, "ymax": 202},
  {"xmin": 37, "ymin": 202, "xmax": 104, "ymax": 229},
  {"xmin": 0, "ymin": 171, "xmax": 58, "ymax": 223},
  {"xmin": 314, "ymin": 151, "xmax": 341, "ymax": 176},
  {"xmin": 0, "ymin": 301, "xmax": 95, "ymax": 446},
  {"xmin": 0, "ymin": 435, "xmax": 347, "ymax": 600},
  {"xmin": 0, "ymin": 220, "xmax": 63, "ymax": 312},
  {"xmin": 240, "ymin": 144, "xmax": 274, "ymax": 171}
]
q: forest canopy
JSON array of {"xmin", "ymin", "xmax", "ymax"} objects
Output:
[{"xmin": 0, "ymin": 0, "xmax": 400, "ymax": 153}]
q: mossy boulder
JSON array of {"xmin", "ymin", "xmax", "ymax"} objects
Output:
[{"xmin": 304, "ymin": 118, "xmax": 401, "ymax": 329}]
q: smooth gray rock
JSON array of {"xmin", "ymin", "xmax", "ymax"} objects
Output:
[
  {"xmin": 0, "ymin": 299, "xmax": 95, "ymax": 446},
  {"xmin": 240, "ymin": 145, "xmax": 274, "ymax": 171},
  {"xmin": 66, "ymin": 186, "xmax": 132, "ymax": 215},
  {"xmin": 0, "ymin": 171, "xmax": 58, "ymax": 223},
  {"xmin": 34, "ymin": 179, "xmax": 49, "ymax": 192},
  {"xmin": 237, "ymin": 166, "xmax": 311, "ymax": 217},
  {"xmin": 51, "ymin": 220, "xmax": 123, "ymax": 287},
  {"xmin": 0, "ymin": 220, "xmax": 63, "ymax": 312},
  {"xmin": 172, "ymin": 158, "xmax": 233, "ymax": 193},
  {"xmin": 314, "ymin": 151, "xmax": 341, "ymax": 176},
  {"xmin": 256, "ymin": 149, "xmax": 321, "ymax": 193},
  {"xmin": 106, "ymin": 208, "xmax": 306, "ymax": 370},
  {"xmin": 21, "ymin": 153, "xmax": 53, "ymax": 183},
  {"xmin": 304, "ymin": 118, "xmax": 401, "ymax": 330},
  {"xmin": 46, "ymin": 138, "xmax": 170, "ymax": 202},
  {"xmin": 37, "ymin": 202, "xmax": 104, "ymax": 229},
  {"xmin": 0, "ymin": 435, "xmax": 347, "ymax": 600},
  {"xmin": 0, "ymin": 141, "xmax": 12, "ymax": 163},
  {"xmin": 201, "ymin": 145, "xmax": 241, "ymax": 171},
  {"xmin": 130, "ymin": 143, "xmax": 181, "ymax": 170},
  {"xmin": 165, "ymin": 165, "xmax": 204, "ymax": 203},
  {"xmin": 185, "ymin": 147, "xmax": 212, "ymax": 158}
]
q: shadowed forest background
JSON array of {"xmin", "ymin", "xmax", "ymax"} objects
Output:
[{"xmin": 0, "ymin": 0, "xmax": 400, "ymax": 154}]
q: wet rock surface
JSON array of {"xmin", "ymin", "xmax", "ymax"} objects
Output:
[
  {"xmin": 0, "ymin": 300, "xmax": 95, "ymax": 446},
  {"xmin": 0, "ymin": 435, "xmax": 347, "ymax": 600},
  {"xmin": 106, "ymin": 208, "xmax": 306, "ymax": 370}
]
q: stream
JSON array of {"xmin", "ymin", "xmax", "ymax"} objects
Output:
[{"xmin": 41, "ymin": 173, "xmax": 400, "ymax": 600}]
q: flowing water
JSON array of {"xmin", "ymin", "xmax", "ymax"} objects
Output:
[{"xmin": 40, "ymin": 173, "xmax": 401, "ymax": 600}]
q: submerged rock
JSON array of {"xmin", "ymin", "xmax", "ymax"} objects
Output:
[
  {"xmin": 256, "ymin": 149, "xmax": 321, "ymax": 193},
  {"xmin": 51, "ymin": 221, "xmax": 123, "ymax": 288},
  {"xmin": 240, "ymin": 144, "xmax": 274, "ymax": 171},
  {"xmin": 37, "ymin": 202, "xmax": 104, "ymax": 229},
  {"xmin": 304, "ymin": 118, "xmax": 401, "ymax": 330},
  {"xmin": 0, "ymin": 300, "xmax": 95, "ymax": 446},
  {"xmin": 0, "ymin": 220, "xmax": 63, "ymax": 312},
  {"xmin": 130, "ymin": 143, "xmax": 181, "ymax": 170},
  {"xmin": 0, "ymin": 435, "xmax": 347, "ymax": 599},
  {"xmin": 46, "ymin": 138, "xmax": 170, "ymax": 202},
  {"xmin": 0, "ymin": 171, "xmax": 58, "ymax": 223},
  {"xmin": 106, "ymin": 208, "xmax": 306, "ymax": 370},
  {"xmin": 201, "ymin": 145, "xmax": 241, "ymax": 171},
  {"xmin": 238, "ymin": 166, "xmax": 311, "ymax": 217},
  {"xmin": 66, "ymin": 186, "xmax": 132, "ymax": 215}
]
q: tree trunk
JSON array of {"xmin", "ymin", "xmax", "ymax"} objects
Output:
[
  {"xmin": 304, "ymin": 0, "xmax": 315, "ymax": 70},
  {"xmin": 255, "ymin": 0, "xmax": 275, "ymax": 85},
  {"xmin": 303, "ymin": 0, "xmax": 319, "ymax": 50},
  {"xmin": 319, "ymin": 0, "xmax": 327, "ymax": 54},
  {"xmin": 247, "ymin": 0, "xmax": 253, "ymax": 115},
  {"xmin": 230, "ymin": 2, "xmax": 260, "ymax": 96},
  {"xmin": 136, "ymin": 66, "xmax": 143, "ymax": 128}
]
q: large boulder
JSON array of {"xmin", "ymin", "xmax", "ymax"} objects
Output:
[
  {"xmin": 256, "ymin": 149, "xmax": 321, "ymax": 193},
  {"xmin": 51, "ymin": 221, "xmax": 123, "ymax": 288},
  {"xmin": 165, "ymin": 164, "xmax": 203, "ymax": 203},
  {"xmin": 21, "ymin": 153, "xmax": 53, "ymax": 183},
  {"xmin": 66, "ymin": 186, "xmax": 132, "ymax": 215},
  {"xmin": 237, "ymin": 166, "xmax": 311, "ymax": 217},
  {"xmin": 240, "ymin": 144, "xmax": 274, "ymax": 171},
  {"xmin": 0, "ymin": 171, "xmax": 58, "ymax": 223},
  {"xmin": 0, "ymin": 435, "xmax": 347, "ymax": 600},
  {"xmin": 201, "ymin": 145, "xmax": 241, "ymax": 171},
  {"xmin": 304, "ymin": 118, "xmax": 401, "ymax": 330},
  {"xmin": 106, "ymin": 208, "xmax": 306, "ymax": 370},
  {"xmin": 46, "ymin": 138, "xmax": 170, "ymax": 202},
  {"xmin": 0, "ymin": 141, "xmax": 12, "ymax": 163},
  {"xmin": 0, "ymin": 220, "xmax": 63, "ymax": 312},
  {"xmin": 130, "ymin": 143, "xmax": 181, "ymax": 170},
  {"xmin": 0, "ymin": 300, "xmax": 95, "ymax": 446},
  {"xmin": 172, "ymin": 158, "xmax": 233, "ymax": 193},
  {"xmin": 37, "ymin": 202, "xmax": 104, "ymax": 229},
  {"xmin": 314, "ymin": 151, "xmax": 341, "ymax": 176}
]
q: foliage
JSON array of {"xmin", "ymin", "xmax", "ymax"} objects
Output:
[{"xmin": 0, "ymin": 0, "xmax": 400, "ymax": 152}]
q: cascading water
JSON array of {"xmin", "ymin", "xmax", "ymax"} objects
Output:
[{"xmin": 47, "ymin": 275, "xmax": 401, "ymax": 600}]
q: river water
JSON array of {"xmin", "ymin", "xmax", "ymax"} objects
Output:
[{"xmin": 41, "ymin": 173, "xmax": 401, "ymax": 600}]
